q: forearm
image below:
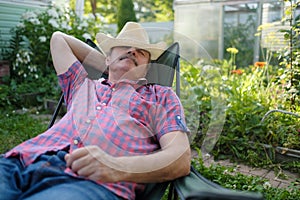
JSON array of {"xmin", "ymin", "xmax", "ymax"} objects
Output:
[
  {"xmin": 50, "ymin": 31, "xmax": 106, "ymax": 75},
  {"xmin": 108, "ymin": 147, "xmax": 191, "ymax": 183},
  {"xmin": 65, "ymin": 131, "xmax": 191, "ymax": 183}
]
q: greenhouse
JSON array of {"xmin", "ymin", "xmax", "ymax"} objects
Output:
[{"xmin": 173, "ymin": 0, "xmax": 299, "ymax": 66}]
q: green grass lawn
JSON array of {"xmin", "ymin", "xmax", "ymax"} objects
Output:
[{"xmin": 0, "ymin": 109, "xmax": 48, "ymax": 154}]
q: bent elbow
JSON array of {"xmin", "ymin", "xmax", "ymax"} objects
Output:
[
  {"xmin": 172, "ymin": 148, "xmax": 191, "ymax": 179},
  {"xmin": 50, "ymin": 31, "xmax": 64, "ymax": 49},
  {"xmin": 181, "ymin": 148, "xmax": 191, "ymax": 176}
]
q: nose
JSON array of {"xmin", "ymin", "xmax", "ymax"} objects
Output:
[{"xmin": 127, "ymin": 47, "xmax": 137, "ymax": 56}]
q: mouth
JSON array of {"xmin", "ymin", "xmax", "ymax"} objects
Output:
[{"xmin": 119, "ymin": 55, "xmax": 138, "ymax": 66}]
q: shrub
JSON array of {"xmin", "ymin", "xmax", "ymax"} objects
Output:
[
  {"xmin": 1, "ymin": 4, "xmax": 112, "ymax": 108},
  {"xmin": 4, "ymin": 4, "xmax": 109, "ymax": 82},
  {"xmin": 224, "ymin": 15, "xmax": 256, "ymax": 68},
  {"xmin": 117, "ymin": 0, "xmax": 137, "ymax": 32},
  {"xmin": 180, "ymin": 48, "xmax": 300, "ymax": 170}
]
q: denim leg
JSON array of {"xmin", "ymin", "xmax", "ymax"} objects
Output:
[
  {"xmin": 0, "ymin": 156, "xmax": 24, "ymax": 200},
  {"xmin": 19, "ymin": 151, "xmax": 121, "ymax": 200},
  {"xmin": 21, "ymin": 151, "xmax": 68, "ymax": 192},
  {"xmin": 23, "ymin": 179, "xmax": 121, "ymax": 200}
]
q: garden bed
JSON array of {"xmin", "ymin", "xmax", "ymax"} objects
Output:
[
  {"xmin": 44, "ymin": 98, "xmax": 66, "ymax": 116},
  {"xmin": 21, "ymin": 92, "xmax": 43, "ymax": 107},
  {"xmin": 247, "ymin": 141, "xmax": 300, "ymax": 163},
  {"xmin": 0, "ymin": 60, "xmax": 10, "ymax": 84},
  {"xmin": 262, "ymin": 144, "xmax": 300, "ymax": 163}
]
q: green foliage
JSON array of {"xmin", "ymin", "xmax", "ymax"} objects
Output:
[
  {"xmin": 0, "ymin": 73, "xmax": 60, "ymax": 109},
  {"xmin": 135, "ymin": 0, "xmax": 174, "ymax": 22},
  {"xmin": 256, "ymin": 1, "xmax": 300, "ymax": 110},
  {"xmin": 180, "ymin": 50, "xmax": 300, "ymax": 170},
  {"xmin": 0, "ymin": 109, "xmax": 47, "ymax": 154},
  {"xmin": 83, "ymin": 0, "xmax": 117, "ymax": 23},
  {"xmin": 192, "ymin": 153, "xmax": 300, "ymax": 200},
  {"xmin": 134, "ymin": 0, "xmax": 156, "ymax": 22},
  {"xmin": 277, "ymin": 0, "xmax": 300, "ymax": 110},
  {"xmin": 117, "ymin": 0, "xmax": 137, "ymax": 32},
  {"xmin": 153, "ymin": 0, "xmax": 174, "ymax": 22},
  {"xmin": 224, "ymin": 15, "xmax": 256, "ymax": 68},
  {"xmin": 1, "ymin": 4, "xmax": 110, "ymax": 108},
  {"xmin": 279, "ymin": 0, "xmax": 300, "ymax": 68},
  {"xmin": 180, "ymin": 59, "xmax": 226, "ymax": 150},
  {"xmin": 73, "ymin": 0, "xmax": 174, "ymax": 23},
  {"xmin": 180, "ymin": 3, "xmax": 300, "ymax": 171},
  {"xmin": 4, "ymin": 5, "xmax": 106, "ymax": 83},
  {"xmin": 1, "ymin": 107, "xmax": 299, "ymax": 200}
]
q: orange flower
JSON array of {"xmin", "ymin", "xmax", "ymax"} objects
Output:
[
  {"xmin": 254, "ymin": 62, "xmax": 266, "ymax": 68},
  {"xmin": 231, "ymin": 69, "xmax": 243, "ymax": 75}
]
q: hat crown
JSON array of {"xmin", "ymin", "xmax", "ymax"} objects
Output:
[
  {"xmin": 117, "ymin": 22, "xmax": 150, "ymax": 44},
  {"xmin": 96, "ymin": 21, "xmax": 167, "ymax": 60}
]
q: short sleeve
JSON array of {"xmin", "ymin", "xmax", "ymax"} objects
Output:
[
  {"xmin": 57, "ymin": 61, "xmax": 88, "ymax": 109},
  {"xmin": 153, "ymin": 86, "xmax": 190, "ymax": 140}
]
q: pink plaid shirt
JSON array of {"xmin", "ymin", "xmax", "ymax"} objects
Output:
[{"xmin": 5, "ymin": 61, "xmax": 189, "ymax": 200}]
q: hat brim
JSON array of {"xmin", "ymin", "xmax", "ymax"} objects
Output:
[{"xmin": 96, "ymin": 33, "xmax": 166, "ymax": 60}]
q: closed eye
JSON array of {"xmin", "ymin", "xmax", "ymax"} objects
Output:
[{"xmin": 137, "ymin": 49, "xmax": 150, "ymax": 58}]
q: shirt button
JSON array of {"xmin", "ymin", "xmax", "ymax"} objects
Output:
[
  {"xmin": 86, "ymin": 119, "xmax": 91, "ymax": 123},
  {"xmin": 112, "ymin": 88, "xmax": 116, "ymax": 91},
  {"xmin": 96, "ymin": 106, "xmax": 101, "ymax": 110},
  {"xmin": 102, "ymin": 102, "xmax": 106, "ymax": 106},
  {"xmin": 73, "ymin": 139, "xmax": 79, "ymax": 145}
]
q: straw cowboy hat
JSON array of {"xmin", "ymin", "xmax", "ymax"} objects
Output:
[{"xmin": 96, "ymin": 22, "xmax": 167, "ymax": 60}]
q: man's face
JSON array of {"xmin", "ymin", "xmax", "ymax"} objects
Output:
[{"xmin": 106, "ymin": 46, "xmax": 151, "ymax": 74}]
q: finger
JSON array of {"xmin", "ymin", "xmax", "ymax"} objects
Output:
[
  {"xmin": 77, "ymin": 163, "xmax": 97, "ymax": 178},
  {"xmin": 66, "ymin": 148, "xmax": 89, "ymax": 167},
  {"xmin": 69, "ymin": 153, "xmax": 91, "ymax": 172}
]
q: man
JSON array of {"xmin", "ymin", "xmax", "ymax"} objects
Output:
[{"xmin": 0, "ymin": 22, "xmax": 191, "ymax": 200}]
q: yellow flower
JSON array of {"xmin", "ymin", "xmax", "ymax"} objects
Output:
[{"xmin": 226, "ymin": 47, "xmax": 239, "ymax": 54}]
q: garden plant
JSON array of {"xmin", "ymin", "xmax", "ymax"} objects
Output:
[
  {"xmin": 0, "ymin": 4, "xmax": 112, "ymax": 108},
  {"xmin": 180, "ymin": 0, "xmax": 300, "ymax": 173}
]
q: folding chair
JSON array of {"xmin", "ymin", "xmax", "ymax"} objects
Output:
[
  {"xmin": 171, "ymin": 166, "xmax": 264, "ymax": 200},
  {"xmin": 48, "ymin": 39, "xmax": 264, "ymax": 200}
]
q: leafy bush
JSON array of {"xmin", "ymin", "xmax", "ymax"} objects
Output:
[
  {"xmin": 181, "ymin": 2, "xmax": 300, "ymax": 170},
  {"xmin": 1, "ymin": 4, "xmax": 111, "ymax": 108},
  {"xmin": 117, "ymin": 0, "xmax": 137, "ymax": 32},
  {"xmin": 224, "ymin": 15, "xmax": 256, "ymax": 68},
  {"xmin": 5, "ymin": 4, "xmax": 109, "ymax": 82},
  {"xmin": 277, "ymin": 1, "xmax": 300, "ymax": 110},
  {"xmin": 0, "ymin": 73, "xmax": 60, "ymax": 109},
  {"xmin": 180, "ymin": 47, "xmax": 300, "ymax": 170},
  {"xmin": 256, "ymin": 1, "xmax": 300, "ymax": 110}
]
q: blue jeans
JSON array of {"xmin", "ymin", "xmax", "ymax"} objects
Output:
[{"xmin": 0, "ymin": 151, "xmax": 121, "ymax": 200}]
